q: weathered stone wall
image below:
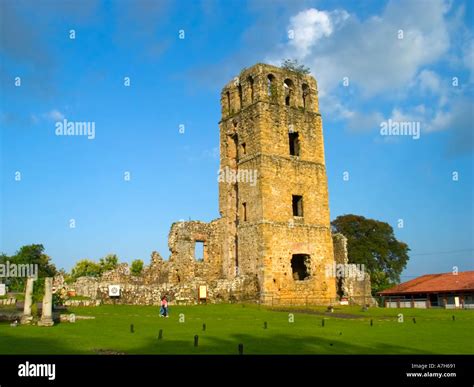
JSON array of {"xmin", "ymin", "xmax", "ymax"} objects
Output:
[
  {"xmin": 68, "ymin": 234, "xmax": 259, "ymax": 305},
  {"xmin": 332, "ymin": 233, "xmax": 348, "ymax": 266},
  {"xmin": 142, "ymin": 251, "xmax": 169, "ymax": 284},
  {"xmin": 259, "ymin": 224, "xmax": 336, "ymax": 303},
  {"xmin": 71, "ymin": 275, "xmax": 258, "ymax": 305},
  {"xmin": 332, "ymin": 233, "xmax": 375, "ymax": 306},
  {"xmin": 167, "ymin": 219, "xmax": 225, "ymax": 284},
  {"xmin": 73, "ymin": 277, "xmax": 99, "ymax": 299}
]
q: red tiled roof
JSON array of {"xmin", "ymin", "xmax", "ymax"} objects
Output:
[{"xmin": 378, "ymin": 271, "xmax": 474, "ymax": 295}]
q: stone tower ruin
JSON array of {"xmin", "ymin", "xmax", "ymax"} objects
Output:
[
  {"xmin": 218, "ymin": 63, "xmax": 337, "ymax": 303},
  {"xmin": 69, "ymin": 63, "xmax": 373, "ymax": 306}
]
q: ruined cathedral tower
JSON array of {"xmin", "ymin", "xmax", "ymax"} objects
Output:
[
  {"xmin": 72, "ymin": 63, "xmax": 369, "ymax": 306},
  {"xmin": 219, "ymin": 63, "xmax": 337, "ymax": 303}
]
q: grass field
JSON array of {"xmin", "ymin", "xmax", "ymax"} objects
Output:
[{"xmin": 0, "ymin": 304, "xmax": 473, "ymax": 354}]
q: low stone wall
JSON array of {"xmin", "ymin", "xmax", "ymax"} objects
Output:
[
  {"xmin": 63, "ymin": 300, "xmax": 102, "ymax": 307},
  {"xmin": 0, "ymin": 310, "xmax": 22, "ymax": 322},
  {"xmin": 72, "ymin": 277, "xmax": 100, "ymax": 299},
  {"xmin": 70, "ymin": 275, "xmax": 259, "ymax": 305}
]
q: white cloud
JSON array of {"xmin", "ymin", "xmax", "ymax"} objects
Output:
[
  {"xmin": 389, "ymin": 107, "xmax": 424, "ymax": 124},
  {"xmin": 427, "ymin": 99, "xmax": 473, "ymax": 133},
  {"xmin": 288, "ymin": 9, "xmax": 348, "ymax": 58},
  {"xmin": 320, "ymin": 94, "xmax": 353, "ymax": 120},
  {"xmin": 429, "ymin": 99, "xmax": 474, "ymax": 155},
  {"xmin": 378, "ymin": 98, "xmax": 473, "ymax": 154},
  {"xmin": 44, "ymin": 109, "xmax": 64, "ymax": 121},
  {"xmin": 414, "ymin": 104, "xmax": 426, "ymax": 115},
  {"xmin": 416, "ymin": 70, "xmax": 441, "ymax": 94},
  {"xmin": 262, "ymin": 0, "xmax": 472, "ymax": 155},
  {"xmin": 429, "ymin": 109, "xmax": 452, "ymax": 132},
  {"xmin": 270, "ymin": 0, "xmax": 450, "ymax": 99}
]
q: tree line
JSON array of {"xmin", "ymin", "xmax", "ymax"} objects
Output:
[{"xmin": 0, "ymin": 246, "xmax": 144, "ymax": 293}]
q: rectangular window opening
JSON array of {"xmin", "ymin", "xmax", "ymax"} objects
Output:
[
  {"xmin": 292, "ymin": 195, "xmax": 303, "ymax": 217},
  {"xmin": 195, "ymin": 241, "xmax": 204, "ymax": 261},
  {"xmin": 291, "ymin": 254, "xmax": 310, "ymax": 280},
  {"xmin": 289, "ymin": 132, "xmax": 300, "ymax": 156}
]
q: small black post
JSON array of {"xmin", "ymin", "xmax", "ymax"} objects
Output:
[
  {"xmin": 412, "ymin": 317, "xmax": 416, "ymax": 324},
  {"xmin": 194, "ymin": 335, "xmax": 199, "ymax": 347},
  {"xmin": 130, "ymin": 324, "xmax": 134, "ymax": 333},
  {"xmin": 158, "ymin": 329, "xmax": 163, "ymax": 340},
  {"xmin": 322, "ymin": 319, "xmax": 325, "ymax": 327},
  {"xmin": 264, "ymin": 321, "xmax": 267, "ymax": 329},
  {"xmin": 452, "ymin": 315, "xmax": 455, "ymax": 321},
  {"xmin": 370, "ymin": 319, "xmax": 373, "ymax": 326},
  {"xmin": 238, "ymin": 343, "xmax": 244, "ymax": 355},
  {"xmin": 203, "ymin": 323, "xmax": 206, "ymax": 331}
]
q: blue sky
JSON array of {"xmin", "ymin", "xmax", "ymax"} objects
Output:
[{"xmin": 1, "ymin": 0, "xmax": 473, "ymax": 280}]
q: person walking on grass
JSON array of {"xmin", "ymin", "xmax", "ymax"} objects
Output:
[{"xmin": 160, "ymin": 296, "xmax": 169, "ymax": 318}]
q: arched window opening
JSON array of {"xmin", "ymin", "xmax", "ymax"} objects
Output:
[
  {"xmin": 284, "ymin": 79, "xmax": 294, "ymax": 106},
  {"xmin": 267, "ymin": 74, "xmax": 275, "ymax": 96},
  {"xmin": 302, "ymin": 84, "xmax": 310, "ymax": 109},
  {"xmin": 247, "ymin": 76, "xmax": 254, "ymax": 103},
  {"xmin": 291, "ymin": 254, "xmax": 310, "ymax": 280}
]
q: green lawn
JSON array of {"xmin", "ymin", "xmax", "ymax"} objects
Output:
[{"xmin": 0, "ymin": 304, "xmax": 473, "ymax": 354}]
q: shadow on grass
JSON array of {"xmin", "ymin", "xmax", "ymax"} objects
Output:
[
  {"xmin": 0, "ymin": 327, "xmax": 90, "ymax": 354},
  {"xmin": 0, "ymin": 303, "xmax": 459, "ymax": 355},
  {"xmin": 0, "ymin": 324, "xmax": 434, "ymax": 355},
  {"xmin": 113, "ymin": 330, "xmax": 434, "ymax": 355}
]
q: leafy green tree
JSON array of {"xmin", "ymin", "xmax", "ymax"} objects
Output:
[
  {"xmin": 0, "ymin": 253, "xmax": 9, "ymax": 290},
  {"xmin": 0, "ymin": 253, "xmax": 7, "ymax": 264},
  {"xmin": 13, "ymin": 244, "xmax": 56, "ymax": 278},
  {"xmin": 70, "ymin": 259, "xmax": 102, "ymax": 280},
  {"xmin": 69, "ymin": 254, "xmax": 120, "ymax": 281},
  {"xmin": 1, "ymin": 245, "xmax": 57, "ymax": 293},
  {"xmin": 130, "ymin": 259, "xmax": 144, "ymax": 276},
  {"xmin": 281, "ymin": 59, "xmax": 311, "ymax": 75},
  {"xmin": 99, "ymin": 254, "xmax": 119, "ymax": 273},
  {"xmin": 331, "ymin": 215, "xmax": 410, "ymax": 294}
]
